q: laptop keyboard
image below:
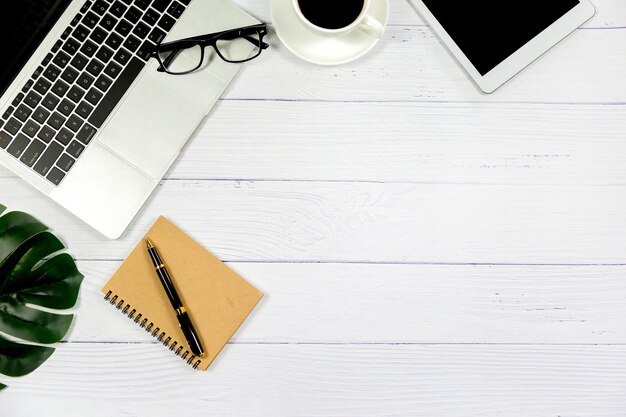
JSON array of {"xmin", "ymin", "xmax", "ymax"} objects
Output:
[{"xmin": 0, "ymin": 0, "xmax": 191, "ymax": 186}]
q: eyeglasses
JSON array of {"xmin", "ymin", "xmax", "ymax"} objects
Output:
[{"xmin": 151, "ymin": 24, "xmax": 269, "ymax": 75}]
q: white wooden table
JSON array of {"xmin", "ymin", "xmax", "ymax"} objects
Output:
[{"xmin": 3, "ymin": 0, "xmax": 626, "ymax": 415}]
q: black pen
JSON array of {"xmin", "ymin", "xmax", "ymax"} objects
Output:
[{"xmin": 146, "ymin": 238, "xmax": 205, "ymax": 357}]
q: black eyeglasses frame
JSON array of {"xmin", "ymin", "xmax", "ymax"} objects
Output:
[{"xmin": 151, "ymin": 24, "xmax": 269, "ymax": 75}]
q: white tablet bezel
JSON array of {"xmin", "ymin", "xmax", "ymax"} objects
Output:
[{"xmin": 409, "ymin": 0, "xmax": 595, "ymax": 93}]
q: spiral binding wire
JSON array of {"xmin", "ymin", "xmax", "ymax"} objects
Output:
[{"xmin": 104, "ymin": 290, "xmax": 202, "ymax": 370}]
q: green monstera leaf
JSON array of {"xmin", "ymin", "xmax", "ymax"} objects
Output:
[{"xmin": 0, "ymin": 204, "xmax": 83, "ymax": 389}]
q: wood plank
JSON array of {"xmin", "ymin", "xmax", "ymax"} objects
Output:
[
  {"xmin": 226, "ymin": 27, "xmax": 626, "ymax": 102},
  {"xmin": 73, "ymin": 261, "xmax": 626, "ymax": 344},
  {"xmin": 5, "ymin": 102, "xmax": 626, "ymax": 185},
  {"xmin": 2, "ymin": 178, "xmax": 626, "ymax": 263},
  {"xmin": 3, "ymin": 343, "xmax": 626, "ymax": 417},
  {"xmin": 172, "ymin": 102, "xmax": 626, "ymax": 183},
  {"xmin": 232, "ymin": 0, "xmax": 626, "ymax": 28}
]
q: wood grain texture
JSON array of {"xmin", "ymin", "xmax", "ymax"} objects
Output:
[
  {"xmin": 3, "ymin": 343, "xmax": 626, "ymax": 417},
  {"xmin": 2, "ymin": 177, "xmax": 626, "ymax": 264},
  {"xmin": 225, "ymin": 27, "xmax": 626, "ymax": 103},
  {"xmin": 3, "ymin": 0, "xmax": 626, "ymax": 415},
  {"xmin": 170, "ymin": 102, "xmax": 626, "ymax": 183},
  {"xmin": 74, "ymin": 261, "xmax": 626, "ymax": 344}
]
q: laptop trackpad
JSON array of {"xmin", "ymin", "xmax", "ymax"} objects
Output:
[{"xmin": 97, "ymin": 59, "xmax": 224, "ymax": 180}]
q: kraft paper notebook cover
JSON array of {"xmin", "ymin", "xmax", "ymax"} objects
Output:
[{"xmin": 101, "ymin": 216, "xmax": 263, "ymax": 370}]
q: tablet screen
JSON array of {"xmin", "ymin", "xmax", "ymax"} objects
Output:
[{"xmin": 422, "ymin": 0, "xmax": 580, "ymax": 75}]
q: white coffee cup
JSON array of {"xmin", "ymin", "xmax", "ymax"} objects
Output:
[{"xmin": 292, "ymin": 0, "xmax": 386, "ymax": 39}]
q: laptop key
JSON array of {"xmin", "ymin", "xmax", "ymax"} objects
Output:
[
  {"xmin": 67, "ymin": 140, "xmax": 85, "ymax": 158},
  {"xmin": 96, "ymin": 45, "xmax": 115, "ymax": 63},
  {"xmin": 2, "ymin": 107, "xmax": 12, "ymax": 120},
  {"xmin": 66, "ymin": 114, "xmax": 84, "ymax": 133},
  {"xmin": 22, "ymin": 80, "xmax": 34, "ymax": 93},
  {"xmin": 77, "ymin": 72, "xmax": 96, "ymax": 90},
  {"xmin": 46, "ymin": 167, "xmax": 66, "ymax": 186},
  {"xmin": 11, "ymin": 93, "xmax": 24, "ymax": 107},
  {"xmin": 7, "ymin": 134, "xmax": 31, "ymax": 158},
  {"xmin": 58, "ymin": 99, "xmax": 76, "ymax": 117},
  {"xmin": 100, "ymin": 14, "xmax": 118, "ymax": 31},
  {"xmin": 34, "ymin": 142, "xmax": 64, "ymax": 176},
  {"xmin": 148, "ymin": 27, "xmax": 166, "ymax": 44},
  {"xmin": 157, "ymin": 14, "xmax": 175, "ymax": 31},
  {"xmin": 61, "ymin": 27, "xmax": 72, "ymax": 40},
  {"xmin": 113, "ymin": 48, "xmax": 131, "ymax": 65},
  {"xmin": 110, "ymin": 1, "xmax": 128, "ymax": 17},
  {"xmin": 87, "ymin": 60, "xmax": 105, "ymax": 77},
  {"xmin": 32, "ymin": 66, "xmax": 44, "ymax": 79},
  {"xmin": 48, "ymin": 112, "xmax": 66, "ymax": 130},
  {"xmin": 20, "ymin": 139, "xmax": 46, "ymax": 167},
  {"xmin": 15, "ymin": 105, "xmax": 33, "ymax": 122},
  {"xmin": 123, "ymin": 35, "xmax": 141, "ymax": 52},
  {"xmin": 93, "ymin": 0, "xmax": 109, "ymax": 15},
  {"xmin": 57, "ymin": 154, "xmax": 76, "ymax": 172},
  {"xmin": 85, "ymin": 88, "xmax": 104, "ymax": 106},
  {"xmin": 80, "ymin": 40, "xmax": 98, "ymax": 57},
  {"xmin": 115, "ymin": 19, "xmax": 133, "ymax": 37},
  {"xmin": 32, "ymin": 107, "xmax": 51, "ymax": 124},
  {"xmin": 22, "ymin": 120, "xmax": 40, "ymax": 138},
  {"xmin": 83, "ymin": 11, "xmax": 100, "ymax": 28},
  {"xmin": 76, "ymin": 101, "xmax": 95, "ymax": 119},
  {"xmin": 0, "ymin": 131, "xmax": 11, "ymax": 149},
  {"xmin": 167, "ymin": 2, "xmax": 185, "ymax": 18},
  {"xmin": 53, "ymin": 51, "xmax": 71, "ymax": 68},
  {"xmin": 142, "ymin": 8, "xmax": 160, "ymax": 26},
  {"xmin": 37, "ymin": 125, "xmax": 56, "ymax": 143},
  {"xmin": 51, "ymin": 40, "xmax": 63, "ymax": 53},
  {"xmin": 68, "ymin": 86, "xmax": 86, "ymax": 103},
  {"xmin": 90, "ymin": 27, "xmax": 108, "ymax": 44},
  {"xmin": 42, "ymin": 53, "xmax": 54, "ymax": 67},
  {"xmin": 89, "ymin": 57, "xmax": 144, "ymax": 128},
  {"xmin": 71, "ymin": 13, "xmax": 83, "ymax": 26},
  {"xmin": 52, "ymin": 80, "xmax": 70, "ymax": 97},
  {"xmin": 42, "ymin": 94, "xmax": 61, "ymax": 111},
  {"xmin": 34, "ymin": 78, "xmax": 52, "ymax": 95},
  {"xmin": 72, "ymin": 24, "xmax": 90, "ymax": 42},
  {"xmin": 133, "ymin": 22, "xmax": 150, "ymax": 39},
  {"xmin": 61, "ymin": 66, "xmax": 80, "ymax": 84},
  {"xmin": 80, "ymin": 1, "xmax": 93, "ymax": 13},
  {"xmin": 62, "ymin": 38, "xmax": 81, "ymax": 55},
  {"xmin": 104, "ymin": 61, "xmax": 122, "ymax": 79},
  {"xmin": 135, "ymin": 0, "xmax": 151, "ymax": 10},
  {"xmin": 56, "ymin": 128, "xmax": 74, "ymax": 146},
  {"xmin": 5, "ymin": 118, "xmax": 22, "ymax": 135},
  {"xmin": 77, "ymin": 123, "xmax": 96, "ymax": 144},
  {"xmin": 24, "ymin": 91, "xmax": 42, "ymax": 108},
  {"xmin": 71, "ymin": 53, "xmax": 89, "ymax": 71},
  {"xmin": 125, "ymin": 6, "xmax": 142, "ymax": 23},
  {"xmin": 43, "ymin": 65, "xmax": 62, "ymax": 82},
  {"xmin": 106, "ymin": 32, "xmax": 124, "ymax": 50},
  {"xmin": 137, "ymin": 41, "xmax": 155, "ymax": 61},
  {"xmin": 95, "ymin": 74, "xmax": 113, "ymax": 92},
  {"xmin": 152, "ymin": 0, "xmax": 171, "ymax": 12}
]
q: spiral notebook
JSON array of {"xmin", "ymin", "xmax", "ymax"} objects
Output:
[{"xmin": 101, "ymin": 216, "xmax": 263, "ymax": 371}]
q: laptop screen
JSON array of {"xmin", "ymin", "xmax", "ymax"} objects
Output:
[{"xmin": 0, "ymin": 0, "xmax": 73, "ymax": 97}]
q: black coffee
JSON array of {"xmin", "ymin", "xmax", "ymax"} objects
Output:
[{"xmin": 298, "ymin": 0, "xmax": 365, "ymax": 30}]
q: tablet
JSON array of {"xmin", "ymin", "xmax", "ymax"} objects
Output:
[{"xmin": 409, "ymin": 0, "xmax": 595, "ymax": 93}]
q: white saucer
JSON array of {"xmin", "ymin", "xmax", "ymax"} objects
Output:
[{"xmin": 271, "ymin": 0, "xmax": 389, "ymax": 66}]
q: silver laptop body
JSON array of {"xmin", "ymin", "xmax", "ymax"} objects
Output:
[{"xmin": 0, "ymin": 0, "xmax": 258, "ymax": 238}]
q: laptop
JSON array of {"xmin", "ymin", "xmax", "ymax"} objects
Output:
[{"xmin": 0, "ymin": 0, "xmax": 260, "ymax": 238}]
